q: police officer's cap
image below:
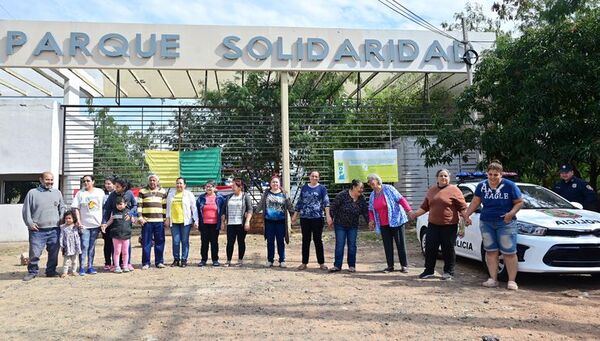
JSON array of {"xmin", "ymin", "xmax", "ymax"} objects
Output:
[{"xmin": 559, "ymin": 164, "xmax": 573, "ymax": 173}]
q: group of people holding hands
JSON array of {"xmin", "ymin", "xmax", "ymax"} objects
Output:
[{"xmin": 21, "ymin": 161, "xmax": 527, "ymax": 291}]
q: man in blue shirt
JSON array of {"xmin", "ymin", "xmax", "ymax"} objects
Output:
[{"xmin": 552, "ymin": 164, "xmax": 598, "ymax": 211}]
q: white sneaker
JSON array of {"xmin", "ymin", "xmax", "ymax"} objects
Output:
[
  {"xmin": 114, "ymin": 266, "xmax": 122, "ymax": 273},
  {"xmin": 482, "ymin": 278, "xmax": 498, "ymax": 288},
  {"xmin": 279, "ymin": 262, "xmax": 287, "ymax": 268},
  {"xmin": 265, "ymin": 261, "xmax": 273, "ymax": 267},
  {"xmin": 141, "ymin": 264, "xmax": 150, "ymax": 270}
]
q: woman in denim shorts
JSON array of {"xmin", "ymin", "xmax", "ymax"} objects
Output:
[{"xmin": 465, "ymin": 161, "xmax": 523, "ymax": 290}]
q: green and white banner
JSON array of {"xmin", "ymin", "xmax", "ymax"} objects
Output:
[{"xmin": 333, "ymin": 149, "xmax": 398, "ymax": 184}]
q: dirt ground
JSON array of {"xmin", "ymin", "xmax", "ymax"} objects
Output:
[{"xmin": 0, "ymin": 227, "xmax": 598, "ymax": 340}]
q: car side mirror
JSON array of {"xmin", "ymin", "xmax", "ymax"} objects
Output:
[{"xmin": 570, "ymin": 202, "xmax": 583, "ymax": 209}]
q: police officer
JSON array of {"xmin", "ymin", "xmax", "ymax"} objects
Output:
[{"xmin": 553, "ymin": 164, "xmax": 598, "ymax": 211}]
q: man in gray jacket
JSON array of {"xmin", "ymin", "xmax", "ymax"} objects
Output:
[{"xmin": 22, "ymin": 172, "xmax": 65, "ymax": 281}]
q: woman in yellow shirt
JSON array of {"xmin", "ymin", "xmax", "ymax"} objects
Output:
[{"xmin": 166, "ymin": 178, "xmax": 199, "ymax": 267}]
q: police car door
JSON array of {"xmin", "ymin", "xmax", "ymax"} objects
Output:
[{"xmin": 457, "ymin": 185, "xmax": 482, "ymax": 260}]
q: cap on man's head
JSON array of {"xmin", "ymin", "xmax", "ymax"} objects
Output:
[{"xmin": 559, "ymin": 164, "xmax": 573, "ymax": 173}]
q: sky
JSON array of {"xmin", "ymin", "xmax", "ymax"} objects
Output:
[{"xmin": 0, "ymin": 0, "xmax": 500, "ymax": 30}]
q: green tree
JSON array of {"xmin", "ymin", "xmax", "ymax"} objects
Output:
[
  {"xmin": 418, "ymin": 4, "xmax": 600, "ymax": 189},
  {"xmin": 90, "ymin": 106, "xmax": 158, "ymax": 186},
  {"xmin": 442, "ymin": 1, "xmax": 502, "ymax": 33},
  {"xmin": 162, "ymin": 72, "xmax": 350, "ymax": 191},
  {"xmin": 492, "ymin": 0, "xmax": 595, "ymax": 29}
]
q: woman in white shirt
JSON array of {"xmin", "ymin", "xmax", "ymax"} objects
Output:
[
  {"xmin": 72, "ymin": 174, "xmax": 106, "ymax": 276},
  {"xmin": 221, "ymin": 178, "xmax": 253, "ymax": 267}
]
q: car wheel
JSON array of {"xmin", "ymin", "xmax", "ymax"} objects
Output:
[
  {"xmin": 481, "ymin": 245, "xmax": 508, "ymax": 282},
  {"xmin": 420, "ymin": 227, "xmax": 442, "ymax": 259},
  {"xmin": 419, "ymin": 228, "xmax": 427, "ymax": 257}
]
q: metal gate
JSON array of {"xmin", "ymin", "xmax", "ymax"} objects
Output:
[{"xmin": 62, "ymin": 104, "xmax": 471, "ymax": 206}]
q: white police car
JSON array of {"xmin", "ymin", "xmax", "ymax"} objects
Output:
[{"xmin": 416, "ymin": 174, "xmax": 600, "ymax": 280}]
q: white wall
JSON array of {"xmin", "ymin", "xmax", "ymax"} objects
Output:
[
  {"xmin": 0, "ymin": 99, "xmax": 61, "ymax": 242},
  {"xmin": 0, "ymin": 205, "xmax": 29, "ymax": 241},
  {"xmin": 0, "ymin": 100, "xmax": 61, "ymax": 176}
]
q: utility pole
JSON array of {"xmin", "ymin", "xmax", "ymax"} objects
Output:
[
  {"xmin": 462, "ymin": 17, "xmax": 482, "ymax": 165},
  {"xmin": 462, "ymin": 18, "xmax": 473, "ymax": 86}
]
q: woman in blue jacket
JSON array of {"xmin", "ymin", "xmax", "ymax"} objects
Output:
[{"xmin": 367, "ymin": 173, "xmax": 413, "ymax": 273}]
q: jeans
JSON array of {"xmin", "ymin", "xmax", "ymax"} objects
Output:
[
  {"xmin": 380, "ymin": 224, "xmax": 408, "ymax": 269},
  {"xmin": 171, "ymin": 223, "xmax": 192, "ymax": 261},
  {"xmin": 334, "ymin": 224, "xmax": 358, "ymax": 268},
  {"xmin": 226, "ymin": 224, "xmax": 247, "ymax": 261},
  {"xmin": 300, "ymin": 218, "xmax": 325, "ymax": 265},
  {"xmin": 112, "ymin": 238, "xmax": 130, "ymax": 268},
  {"xmin": 142, "ymin": 222, "xmax": 165, "ymax": 266},
  {"xmin": 79, "ymin": 227, "xmax": 100, "ymax": 270},
  {"xmin": 424, "ymin": 223, "xmax": 458, "ymax": 275},
  {"xmin": 480, "ymin": 220, "xmax": 518, "ymax": 254},
  {"xmin": 200, "ymin": 223, "xmax": 219, "ymax": 262},
  {"xmin": 265, "ymin": 220, "xmax": 286, "ymax": 263},
  {"xmin": 28, "ymin": 227, "xmax": 60, "ymax": 275}
]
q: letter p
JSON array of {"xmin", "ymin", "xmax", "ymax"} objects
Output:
[{"xmin": 7, "ymin": 31, "xmax": 27, "ymax": 55}]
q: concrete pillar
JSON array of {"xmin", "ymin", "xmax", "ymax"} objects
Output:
[
  {"xmin": 62, "ymin": 78, "xmax": 82, "ymax": 201},
  {"xmin": 64, "ymin": 78, "xmax": 82, "ymax": 106}
]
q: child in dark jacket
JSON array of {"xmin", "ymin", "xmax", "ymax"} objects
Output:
[{"xmin": 102, "ymin": 196, "xmax": 132, "ymax": 273}]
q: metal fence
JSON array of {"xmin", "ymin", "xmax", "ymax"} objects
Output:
[{"xmin": 61, "ymin": 104, "xmax": 465, "ymax": 206}]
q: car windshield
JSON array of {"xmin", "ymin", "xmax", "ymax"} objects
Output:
[{"xmin": 517, "ymin": 185, "xmax": 575, "ymax": 209}]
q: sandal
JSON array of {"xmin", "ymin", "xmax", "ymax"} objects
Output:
[
  {"xmin": 319, "ymin": 264, "xmax": 328, "ymax": 270},
  {"xmin": 297, "ymin": 264, "xmax": 307, "ymax": 270},
  {"xmin": 507, "ymin": 281, "xmax": 519, "ymax": 291},
  {"xmin": 482, "ymin": 278, "xmax": 498, "ymax": 288}
]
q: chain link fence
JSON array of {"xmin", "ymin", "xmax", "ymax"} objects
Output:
[{"xmin": 62, "ymin": 104, "xmax": 442, "ymax": 205}]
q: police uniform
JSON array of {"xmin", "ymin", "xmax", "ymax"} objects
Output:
[{"xmin": 553, "ymin": 176, "xmax": 598, "ymax": 210}]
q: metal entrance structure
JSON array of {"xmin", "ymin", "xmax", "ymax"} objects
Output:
[
  {"xmin": 61, "ymin": 101, "xmax": 462, "ymax": 205},
  {"xmin": 1, "ymin": 20, "xmax": 494, "ymax": 207}
]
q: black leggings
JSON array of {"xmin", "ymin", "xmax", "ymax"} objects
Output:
[
  {"xmin": 300, "ymin": 218, "xmax": 325, "ymax": 264},
  {"xmin": 424, "ymin": 223, "xmax": 457, "ymax": 275},
  {"xmin": 380, "ymin": 225, "xmax": 408, "ymax": 269},
  {"xmin": 102, "ymin": 231, "xmax": 113, "ymax": 266},
  {"xmin": 226, "ymin": 224, "xmax": 247, "ymax": 262},
  {"xmin": 200, "ymin": 224, "xmax": 220, "ymax": 262}
]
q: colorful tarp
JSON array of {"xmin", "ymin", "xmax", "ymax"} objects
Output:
[{"xmin": 145, "ymin": 148, "xmax": 221, "ymax": 187}]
